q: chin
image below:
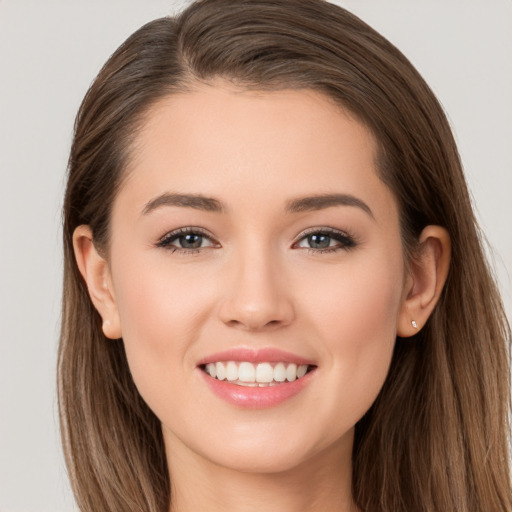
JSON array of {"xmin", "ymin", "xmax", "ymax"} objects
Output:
[
  {"xmin": 203, "ymin": 443, "xmax": 313, "ymax": 475},
  {"xmin": 170, "ymin": 419, "xmax": 354, "ymax": 476}
]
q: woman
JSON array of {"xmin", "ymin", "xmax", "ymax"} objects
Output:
[{"xmin": 58, "ymin": 0, "xmax": 512, "ymax": 511}]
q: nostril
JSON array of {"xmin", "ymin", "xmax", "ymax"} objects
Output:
[
  {"xmin": 224, "ymin": 318, "xmax": 284, "ymax": 331},
  {"xmin": 217, "ymin": 286, "xmax": 296, "ymax": 331}
]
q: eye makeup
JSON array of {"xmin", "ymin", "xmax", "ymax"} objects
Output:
[
  {"xmin": 155, "ymin": 225, "xmax": 358, "ymax": 255},
  {"xmin": 156, "ymin": 226, "xmax": 219, "ymax": 254},
  {"xmin": 293, "ymin": 226, "xmax": 357, "ymax": 254}
]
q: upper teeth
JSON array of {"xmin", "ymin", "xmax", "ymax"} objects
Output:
[{"xmin": 204, "ymin": 361, "xmax": 308, "ymax": 385}]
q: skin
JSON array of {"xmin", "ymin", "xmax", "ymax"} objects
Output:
[{"xmin": 74, "ymin": 84, "xmax": 450, "ymax": 512}]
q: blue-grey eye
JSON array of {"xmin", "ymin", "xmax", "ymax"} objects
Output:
[
  {"xmin": 156, "ymin": 229, "xmax": 216, "ymax": 251},
  {"xmin": 178, "ymin": 233, "xmax": 204, "ymax": 249},
  {"xmin": 307, "ymin": 234, "xmax": 331, "ymax": 249},
  {"xmin": 296, "ymin": 229, "xmax": 356, "ymax": 251}
]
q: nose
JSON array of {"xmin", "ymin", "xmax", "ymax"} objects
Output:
[{"xmin": 217, "ymin": 247, "xmax": 295, "ymax": 332}]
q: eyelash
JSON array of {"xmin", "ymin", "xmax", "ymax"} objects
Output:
[
  {"xmin": 156, "ymin": 227, "xmax": 217, "ymax": 254},
  {"xmin": 156, "ymin": 226, "xmax": 357, "ymax": 254},
  {"xmin": 294, "ymin": 227, "xmax": 357, "ymax": 254}
]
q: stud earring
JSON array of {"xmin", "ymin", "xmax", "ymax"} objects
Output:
[{"xmin": 411, "ymin": 320, "xmax": 418, "ymax": 329}]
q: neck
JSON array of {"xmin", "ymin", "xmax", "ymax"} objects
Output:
[{"xmin": 165, "ymin": 429, "xmax": 357, "ymax": 512}]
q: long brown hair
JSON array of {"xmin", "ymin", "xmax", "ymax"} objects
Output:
[{"xmin": 58, "ymin": 1, "xmax": 512, "ymax": 510}]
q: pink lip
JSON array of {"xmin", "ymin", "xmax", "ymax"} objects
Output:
[
  {"xmin": 196, "ymin": 347, "xmax": 317, "ymax": 409},
  {"xmin": 196, "ymin": 347, "xmax": 315, "ymax": 366},
  {"xmin": 198, "ymin": 368, "xmax": 316, "ymax": 409}
]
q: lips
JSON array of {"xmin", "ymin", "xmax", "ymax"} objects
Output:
[
  {"xmin": 197, "ymin": 347, "xmax": 315, "ymax": 366},
  {"xmin": 197, "ymin": 348, "xmax": 316, "ymax": 408}
]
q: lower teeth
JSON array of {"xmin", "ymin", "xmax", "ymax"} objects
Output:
[
  {"xmin": 234, "ymin": 381, "xmax": 279, "ymax": 387},
  {"xmin": 212, "ymin": 376, "xmax": 305, "ymax": 387}
]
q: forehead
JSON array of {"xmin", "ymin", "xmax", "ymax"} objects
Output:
[
  {"xmin": 118, "ymin": 84, "xmax": 396, "ymax": 223},
  {"xmin": 128, "ymin": 84, "xmax": 377, "ymax": 173}
]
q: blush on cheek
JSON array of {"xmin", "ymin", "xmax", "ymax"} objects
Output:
[
  {"xmin": 113, "ymin": 264, "xmax": 214, "ymax": 410},
  {"xmin": 347, "ymin": 280, "xmax": 400, "ymax": 395},
  {"xmin": 310, "ymin": 262, "xmax": 402, "ymax": 416}
]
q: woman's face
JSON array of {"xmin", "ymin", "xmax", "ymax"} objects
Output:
[{"xmin": 107, "ymin": 85, "xmax": 409, "ymax": 473}]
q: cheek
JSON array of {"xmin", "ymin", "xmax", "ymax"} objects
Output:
[
  {"xmin": 298, "ymin": 252, "xmax": 403, "ymax": 418},
  {"xmin": 303, "ymin": 251, "xmax": 402, "ymax": 341},
  {"xmin": 110, "ymin": 254, "xmax": 216, "ymax": 403}
]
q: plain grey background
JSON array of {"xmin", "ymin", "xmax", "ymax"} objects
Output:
[{"xmin": 1, "ymin": 1, "xmax": 511, "ymax": 511}]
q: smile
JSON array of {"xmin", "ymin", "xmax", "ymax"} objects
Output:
[
  {"xmin": 203, "ymin": 361, "xmax": 310, "ymax": 387},
  {"xmin": 197, "ymin": 349, "xmax": 317, "ymax": 408}
]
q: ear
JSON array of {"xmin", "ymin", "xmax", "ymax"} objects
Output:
[
  {"xmin": 397, "ymin": 225, "xmax": 451, "ymax": 337},
  {"xmin": 72, "ymin": 225, "xmax": 122, "ymax": 339}
]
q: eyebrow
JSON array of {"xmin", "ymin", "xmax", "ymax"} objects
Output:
[
  {"xmin": 141, "ymin": 192, "xmax": 374, "ymax": 219},
  {"xmin": 142, "ymin": 193, "xmax": 224, "ymax": 215},
  {"xmin": 285, "ymin": 193, "xmax": 375, "ymax": 219}
]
